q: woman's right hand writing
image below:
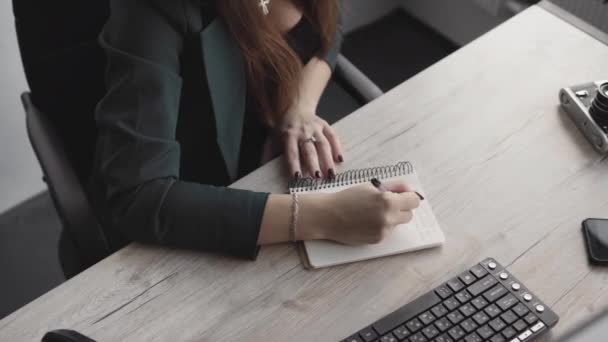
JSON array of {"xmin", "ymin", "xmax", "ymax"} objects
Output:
[{"xmin": 312, "ymin": 181, "xmax": 421, "ymax": 245}]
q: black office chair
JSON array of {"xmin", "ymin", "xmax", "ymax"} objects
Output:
[{"xmin": 13, "ymin": 0, "xmax": 383, "ymax": 278}]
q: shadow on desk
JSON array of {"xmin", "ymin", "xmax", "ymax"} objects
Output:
[{"xmin": 556, "ymin": 105, "xmax": 608, "ymax": 162}]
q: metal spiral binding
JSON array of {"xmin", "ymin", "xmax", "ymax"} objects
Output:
[{"xmin": 288, "ymin": 161, "xmax": 413, "ymax": 193}]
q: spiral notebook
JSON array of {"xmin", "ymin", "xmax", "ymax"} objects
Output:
[{"xmin": 289, "ymin": 161, "xmax": 444, "ymax": 269}]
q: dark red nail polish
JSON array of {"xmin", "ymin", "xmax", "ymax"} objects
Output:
[
  {"xmin": 328, "ymin": 168, "xmax": 336, "ymax": 179},
  {"xmin": 294, "ymin": 172, "xmax": 301, "ymax": 180},
  {"xmin": 315, "ymin": 171, "xmax": 322, "ymax": 179},
  {"xmin": 338, "ymin": 155, "xmax": 344, "ymax": 163}
]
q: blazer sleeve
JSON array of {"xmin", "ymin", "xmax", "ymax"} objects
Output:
[
  {"xmin": 322, "ymin": 1, "xmax": 345, "ymax": 71},
  {"xmin": 94, "ymin": 0, "xmax": 269, "ymax": 259}
]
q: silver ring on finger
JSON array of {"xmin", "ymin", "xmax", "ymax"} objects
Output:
[{"xmin": 298, "ymin": 136, "xmax": 317, "ymax": 148}]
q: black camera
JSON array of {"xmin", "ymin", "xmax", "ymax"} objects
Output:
[{"xmin": 560, "ymin": 80, "xmax": 608, "ymax": 154}]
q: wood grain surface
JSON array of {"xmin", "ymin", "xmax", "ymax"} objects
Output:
[{"xmin": 2, "ymin": 6, "xmax": 608, "ymax": 342}]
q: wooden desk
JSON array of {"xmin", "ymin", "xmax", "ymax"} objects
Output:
[{"xmin": 2, "ymin": 6, "xmax": 608, "ymax": 341}]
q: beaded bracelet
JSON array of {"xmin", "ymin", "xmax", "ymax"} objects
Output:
[{"xmin": 290, "ymin": 192, "xmax": 299, "ymax": 242}]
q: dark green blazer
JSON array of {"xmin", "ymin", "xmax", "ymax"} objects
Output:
[{"xmin": 91, "ymin": 0, "xmax": 343, "ymax": 258}]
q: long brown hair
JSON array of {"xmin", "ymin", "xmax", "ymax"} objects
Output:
[{"xmin": 217, "ymin": 0, "xmax": 339, "ymax": 126}]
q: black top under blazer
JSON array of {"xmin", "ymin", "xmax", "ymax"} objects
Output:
[{"xmin": 90, "ymin": 0, "xmax": 344, "ymax": 259}]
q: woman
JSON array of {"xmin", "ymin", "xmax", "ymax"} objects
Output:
[{"xmin": 91, "ymin": 0, "xmax": 420, "ymax": 258}]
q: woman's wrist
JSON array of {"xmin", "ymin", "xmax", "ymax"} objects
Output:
[
  {"xmin": 287, "ymin": 101, "xmax": 316, "ymax": 119},
  {"xmin": 298, "ymin": 193, "xmax": 334, "ymax": 241},
  {"xmin": 259, "ymin": 193, "xmax": 335, "ymax": 245}
]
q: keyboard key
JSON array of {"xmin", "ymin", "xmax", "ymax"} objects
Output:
[
  {"xmin": 358, "ymin": 328, "xmax": 378, "ymax": 342},
  {"xmin": 464, "ymin": 332, "xmax": 482, "ymax": 342},
  {"xmin": 477, "ymin": 325, "xmax": 494, "ymax": 339},
  {"xmin": 523, "ymin": 313, "xmax": 538, "ymax": 325},
  {"xmin": 435, "ymin": 286, "xmax": 453, "ymax": 299},
  {"xmin": 448, "ymin": 326, "xmax": 466, "ymax": 340},
  {"xmin": 409, "ymin": 332, "xmax": 427, "ymax": 342},
  {"xmin": 501, "ymin": 326, "xmax": 517, "ymax": 338},
  {"xmin": 513, "ymin": 319, "xmax": 527, "ymax": 332},
  {"xmin": 447, "ymin": 311, "xmax": 465, "ymax": 324},
  {"xmin": 459, "ymin": 271, "xmax": 476, "ymax": 285},
  {"xmin": 500, "ymin": 310, "xmax": 518, "ymax": 324},
  {"xmin": 379, "ymin": 333, "xmax": 398, "ymax": 342},
  {"xmin": 392, "ymin": 325, "xmax": 410, "ymax": 340},
  {"xmin": 484, "ymin": 285, "xmax": 508, "ymax": 302},
  {"xmin": 497, "ymin": 294, "xmax": 518, "ymax": 311},
  {"xmin": 431, "ymin": 304, "xmax": 449, "ymax": 318},
  {"xmin": 531, "ymin": 322, "xmax": 546, "ymax": 333},
  {"xmin": 460, "ymin": 318, "xmax": 478, "ymax": 333},
  {"xmin": 344, "ymin": 334, "xmax": 363, "ymax": 342},
  {"xmin": 468, "ymin": 275, "xmax": 498, "ymax": 296},
  {"xmin": 459, "ymin": 303, "xmax": 476, "ymax": 317},
  {"xmin": 443, "ymin": 297, "xmax": 460, "ymax": 311},
  {"xmin": 518, "ymin": 329, "xmax": 533, "ymax": 340},
  {"xmin": 434, "ymin": 334, "xmax": 454, "ymax": 342},
  {"xmin": 470, "ymin": 265, "xmax": 488, "ymax": 278},
  {"xmin": 485, "ymin": 304, "xmax": 502, "ymax": 318},
  {"xmin": 422, "ymin": 325, "xmax": 440, "ymax": 339},
  {"xmin": 472, "ymin": 311, "xmax": 489, "ymax": 325},
  {"xmin": 447, "ymin": 278, "xmax": 465, "ymax": 292},
  {"xmin": 471, "ymin": 296, "xmax": 489, "ymax": 310},
  {"xmin": 373, "ymin": 291, "xmax": 441, "ymax": 335},
  {"xmin": 512, "ymin": 303, "xmax": 530, "ymax": 317},
  {"xmin": 489, "ymin": 317, "xmax": 507, "ymax": 332},
  {"xmin": 434, "ymin": 317, "xmax": 452, "ymax": 332},
  {"xmin": 406, "ymin": 318, "xmax": 424, "ymax": 332},
  {"xmin": 490, "ymin": 334, "xmax": 506, "ymax": 342},
  {"xmin": 456, "ymin": 291, "xmax": 472, "ymax": 303},
  {"xmin": 419, "ymin": 311, "xmax": 436, "ymax": 325}
]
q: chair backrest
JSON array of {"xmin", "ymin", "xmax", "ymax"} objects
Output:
[{"xmin": 13, "ymin": 0, "xmax": 111, "ymax": 273}]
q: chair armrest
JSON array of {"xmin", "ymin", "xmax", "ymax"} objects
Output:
[
  {"xmin": 334, "ymin": 54, "xmax": 384, "ymax": 105},
  {"xmin": 22, "ymin": 92, "xmax": 109, "ymax": 271}
]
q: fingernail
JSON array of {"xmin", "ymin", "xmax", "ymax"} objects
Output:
[
  {"xmin": 315, "ymin": 171, "xmax": 322, "ymax": 179},
  {"xmin": 328, "ymin": 168, "xmax": 336, "ymax": 179},
  {"xmin": 415, "ymin": 191, "xmax": 425, "ymax": 200},
  {"xmin": 338, "ymin": 155, "xmax": 344, "ymax": 163},
  {"xmin": 294, "ymin": 171, "xmax": 301, "ymax": 180}
]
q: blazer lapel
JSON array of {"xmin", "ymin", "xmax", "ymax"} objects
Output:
[{"xmin": 200, "ymin": 18, "xmax": 246, "ymax": 181}]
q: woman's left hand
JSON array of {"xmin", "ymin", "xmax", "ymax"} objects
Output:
[{"xmin": 280, "ymin": 110, "xmax": 344, "ymax": 180}]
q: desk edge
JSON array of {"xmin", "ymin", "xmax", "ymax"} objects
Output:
[{"xmin": 538, "ymin": 1, "xmax": 608, "ymax": 47}]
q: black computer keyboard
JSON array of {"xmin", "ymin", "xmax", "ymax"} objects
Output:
[{"xmin": 342, "ymin": 258, "xmax": 559, "ymax": 342}]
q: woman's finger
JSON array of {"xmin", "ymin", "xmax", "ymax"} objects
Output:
[
  {"xmin": 395, "ymin": 210, "xmax": 414, "ymax": 225},
  {"xmin": 300, "ymin": 140, "xmax": 321, "ymax": 178},
  {"xmin": 395, "ymin": 192, "xmax": 421, "ymax": 211},
  {"xmin": 283, "ymin": 131, "xmax": 301, "ymax": 179},
  {"xmin": 313, "ymin": 131, "xmax": 336, "ymax": 179},
  {"xmin": 322, "ymin": 124, "xmax": 344, "ymax": 163},
  {"xmin": 382, "ymin": 181, "xmax": 412, "ymax": 194}
]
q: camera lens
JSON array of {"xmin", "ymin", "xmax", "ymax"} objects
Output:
[{"xmin": 590, "ymin": 82, "xmax": 608, "ymax": 131}]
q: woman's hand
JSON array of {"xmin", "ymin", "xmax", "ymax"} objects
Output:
[
  {"xmin": 258, "ymin": 181, "xmax": 420, "ymax": 246},
  {"xmin": 311, "ymin": 181, "xmax": 421, "ymax": 245},
  {"xmin": 280, "ymin": 110, "xmax": 344, "ymax": 180}
]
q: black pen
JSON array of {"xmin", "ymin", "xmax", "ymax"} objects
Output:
[{"xmin": 371, "ymin": 178, "xmax": 425, "ymax": 200}]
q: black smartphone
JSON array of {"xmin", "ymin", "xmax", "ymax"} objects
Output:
[{"xmin": 582, "ymin": 218, "xmax": 608, "ymax": 265}]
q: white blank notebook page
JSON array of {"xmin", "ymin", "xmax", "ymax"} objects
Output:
[{"xmin": 302, "ymin": 172, "xmax": 444, "ymax": 268}]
